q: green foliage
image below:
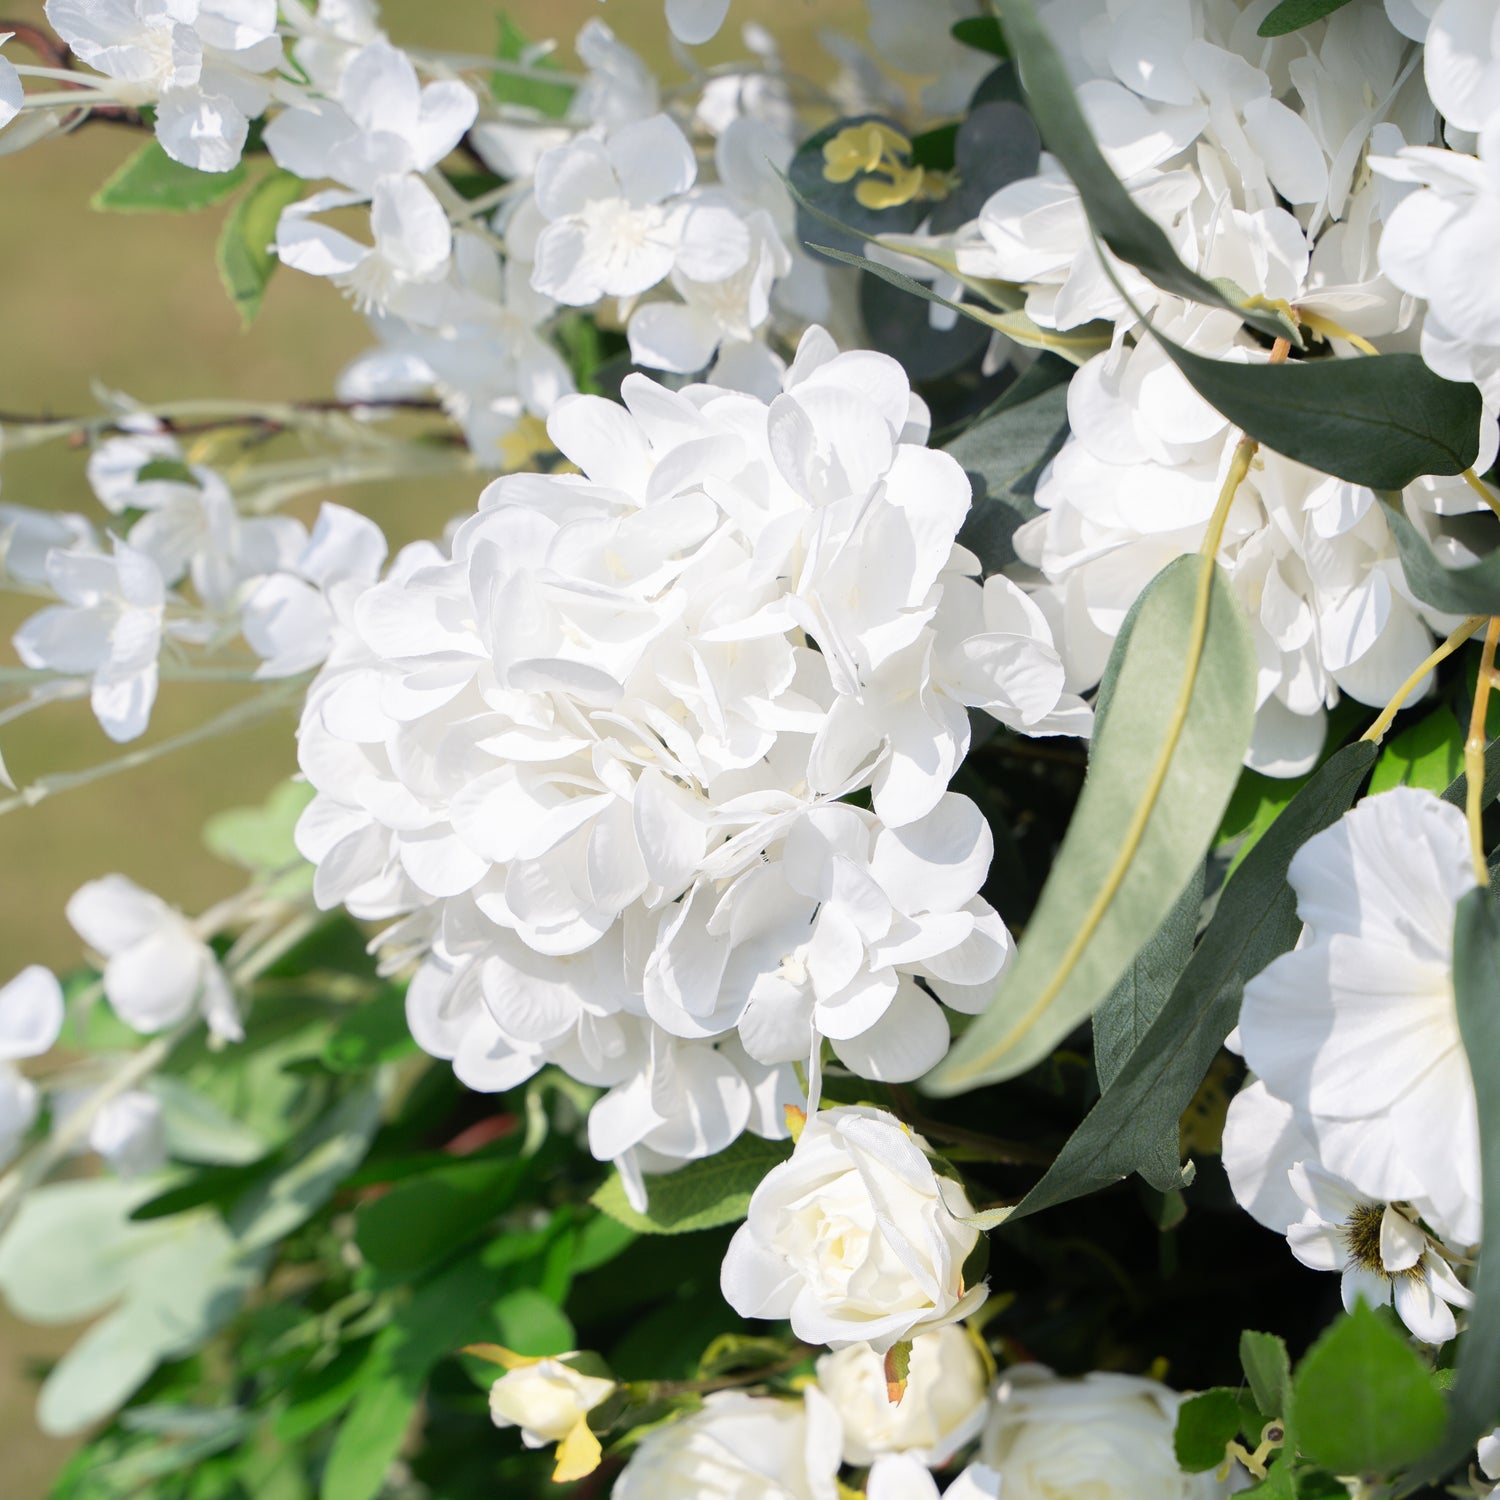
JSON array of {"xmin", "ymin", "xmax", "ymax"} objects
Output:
[
  {"xmin": 217, "ymin": 169, "xmax": 306, "ymax": 328},
  {"xmin": 1174, "ymin": 1388, "xmax": 1244, "ymax": 1471},
  {"xmin": 1381, "ymin": 496, "xmax": 1500, "ymax": 614},
  {"xmin": 1257, "ymin": 0, "xmax": 1357, "ymax": 36},
  {"xmin": 930, "ymin": 555, "xmax": 1257, "ymax": 1092},
  {"xmin": 951, "ymin": 16, "xmax": 1009, "ymax": 56},
  {"xmin": 1290, "ymin": 1302, "xmax": 1448, "ymax": 1475},
  {"xmin": 787, "ymin": 116, "xmax": 924, "ymax": 260},
  {"xmin": 94, "ymin": 141, "xmax": 247, "ymax": 213},
  {"xmin": 1240, "ymin": 1331, "xmax": 1292, "ymax": 1419},
  {"xmin": 591, "ymin": 1133, "xmax": 792, "ymax": 1234},
  {"xmin": 1006, "ymin": 741, "xmax": 1378, "ymax": 1217},
  {"xmin": 203, "ymin": 779, "xmax": 315, "ymax": 898},
  {"xmin": 1369, "ymin": 707, "xmax": 1466, "ymax": 796},
  {"xmin": 989, "ymin": 0, "xmax": 1293, "ymax": 345},
  {"xmin": 494, "ymin": 14, "xmax": 574, "ymax": 116},
  {"xmin": 1153, "ymin": 343, "xmax": 1483, "ymax": 490}
]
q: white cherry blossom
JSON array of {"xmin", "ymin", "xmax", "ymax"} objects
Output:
[
  {"xmin": 0, "ymin": 968, "xmax": 64, "ymax": 1167},
  {"xmin": 66, "ymin": 876, "xmax": 241, "ymax": 1042},
  {"xmin": 0, "ymin": 33, "xmax": 22, "ymax": 130},
  {"xmin": 44, "ymin": 0, "xmax": 284, "ymax": 171}
]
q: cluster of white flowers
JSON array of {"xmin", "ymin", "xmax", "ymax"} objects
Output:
[
  {"xmin": 293, "ymin": 337, "xmax": 1086, "ymax": 1201},
  {"xmin": 912, "ymin": 0, "xmax": 1496, "ymax": 776},
  {"xmin": 0, "ymin": 874, "xmax": 237, "ymax": 1179},
  {"xmin": 3, "ymin": 423, "xmax": 388, "ymax": 742},
  {"xmin": 1224, "ymin": 786, "xmax": 1479, "ymax": 1343},
  {"xmin": 490, "ymin": 1311, "xmax": 1222, "ymax": 1499}
]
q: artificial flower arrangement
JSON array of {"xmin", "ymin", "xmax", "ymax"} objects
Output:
[{"xmin": 0, "ymin": 0, "xmax": 1499, "ymax": 1495}]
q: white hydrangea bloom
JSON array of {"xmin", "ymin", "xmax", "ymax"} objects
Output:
[
  {"xmin": 293, "ymin": 331, "xmax": 1083, "ymax": 1189},
  {"xmin": 1236, "ymin": 788, "xmax": 1482, "ymax": 1246},
  {"xmin": 816, "ymin": 1325, "xmax": 989, "ymax": 1468},
  {"xmin": 613, "ymin": 1388, "xmax": 843, "ymax": 1500},
  {"xmin": 44, "ymin": 0, "xmax": 284, "ymax": 171},
  {"xmin": 67, "ymin": 876, "xmax": 241, "ymax": 1043},
  {"xmin": 0, "ymin": 968, "xmax": 64, "ymax": 1167},
  {"xmin": 720, "ymin": 1105, "xmax": 987, "ymax": 1353}
]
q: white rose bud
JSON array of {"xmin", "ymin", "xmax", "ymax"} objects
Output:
[
  {"xmin": 488, "ymin": 1355, "xmax": 615, "ymax": 1449},
  {"xmin": 817, "ymin": 1325, "xmax": 990, "ymax": 1467},
  {"xmin": 981, "ymin": 1365, "xmax": 1231, "ymax": 1500},
  {"xmin": 720, "ymin": 1105, "xmax": 988, "ymax": 1353},
  {"xmin": 615, "ymin": 1388, "xmax": 844, "ymax": 1500}
]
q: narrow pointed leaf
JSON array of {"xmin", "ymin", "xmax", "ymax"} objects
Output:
[
  {"xmin": 1258, "ymin": 0, "xmax": 1357, "ymax": 36},
  {"xmin": 927, "ymin": 555, "xmax": 1256, "ymax": 1094},
  {"xmin": 1001, "ymin": 741, "xmax": 1377, "ymax": 1218},
  {"xmin": 990, "ymin": 0, "xmax": 1296, "ymax": 345},
  {"xmin": 217, "ymin": 169, "xmax": 305, "ymax": 328}
]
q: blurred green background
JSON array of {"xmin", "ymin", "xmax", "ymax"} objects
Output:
[{"xmin": 0, "ymin": 0, "xmax": 863, "ymax": 1491}]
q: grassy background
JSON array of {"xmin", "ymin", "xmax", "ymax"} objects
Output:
[{"xmin": 0, "ymin": 0, "xmax": 864, "ymax": 1491}]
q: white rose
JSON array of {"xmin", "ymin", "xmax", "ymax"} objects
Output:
[
  {"xmin": 487, "ymin": 1356, "xmax": 615, "ymax": 1447},
  {"xmin": 614, "ymin": 1388, "xmax": 843, "ymax": 1500},
  {"xmin": 980, "ymin": 1365, "xmax": 1230, "ymax": 1500},
  {"xmin": 720, "ymin": 1105, "xmax": 988, "ymax": 1353},
  {"xmin": 817, "ymin": 1325, "xmax": 989, "ymax": 1466}
]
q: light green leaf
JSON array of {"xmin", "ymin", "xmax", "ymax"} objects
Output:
[
  {"xmin": 928, "ymin": 555, "xmax": 1256, "ymax": 1093},
  {"xmin": 1257, "ymin": 0, "xmax": 1357, "ymax": 36},
  {"xmin": 1291, "ymin": 1301, "xmax": 1447, "ymax": 1475},
  {"xmin": 1002, "ymin": 741, "xmax": 1377, "ymax": 1219},
  {"xmin": 494, "ymin": 14, "xmax": 574, "ymax": 116},
  {"xmin": 1369, "ymin": 707, "xmax": 1465, "ymax": 797},
  {"xmin": 990, "ymin": 0, "xmax": 1294, "ymax": 345},
  {"xmin": 94, "ymin": 140, "xmax": 246, "ymax": 213},
  {"xmin": 591, "ymin": 1133, "xmax": 791, "ymax": 1234},
  {"xmin": 1151, "ymin": 343, "xmax": 1483, "ymax": 490},
  {"xmin": 216, "ymin": 169, "xmax": 305, "ymax": 328},
  {"xmin": 152, "ymin": 1074, "xmax": 273, "ymax": 1166},
  {"xmin": 494, "ymin": 1286, "xmax": 576, "ymax": 1357},
  {"xmin": 1240, "ymin": 1331, "xmax": 1292, "ymax": 1420},
  {"xmin": 1380, "ymin": 497, "xmax": 1500, "ymax": 615},
  {"xmin": 1174, "ymin": 1388, "xmax": 1243, "ymax": 1472},
  {"xmin": 203, "ymin": 778, "xmax": 315, "ymax": 899}
]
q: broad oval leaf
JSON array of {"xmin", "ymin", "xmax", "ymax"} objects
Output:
[
  {"xmin": 94, "ymin": 140, "xmax": 246, "ymax": 213},
  {"xmin": 216, "ymin": 168, "xmax": 306, "ymax": 329},
  {"xmin": 1258, "ymin": 0, "xmax": 1357, "ymax": 36},
  {"xmin": 927, "ymin": 554, "xmax": 1257, "ymax": 1093},
  {"xmin": 1000, "ymin": 740, "xmax": 1376, "ymax": 1218},
  {"xmin": 590, "ymin": 1133, "xmax": 790, "ymax": 1234},
  {"xmin": 990, "ymin": 0, "xmax": 1294, "ymax": 346},
  {"xmin": 1157, "ymin": 343, "xmax": 1483, "ymax": 489}
]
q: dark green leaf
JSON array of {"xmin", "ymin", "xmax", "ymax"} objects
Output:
[
  {"xmin": 94, "ymin": 141, "xmax": 246, "ymax": 213},
  {"xmin": 1155, "ymin": 343, "xmax": 1483, "ymax": 489},
  {"xmin": 216, "ymin": 169, "xmax": 304, "ymax": 327},
  {"xmin": 590, "ymin": 1134, "xmax": 790, "ymax": 1234},
  {"xmin": 1005, "ymin": 741, "xmax": 1377, "ymax": 1218},
  {"xmin": 952, "ymin": 16, "xmax": 1009, "ymax": 55},
  {"xmin": 929, "ymin": 101, "xmax": 1040, "ymax": 232},
  {"xmin": 990, "ymin": 0, "xmax": 1294, "ymax": 345},
  {"xmin": 946, "ymin": 360, "xmax": 1071, "ymax": 575},
  {"xmin": 928, "ymin": 555, "xmax": 1257, "ymax": 1092},
  {"xmin": 1407, "ymin": 887, "xmax": 1500, "ymax": 1483},
  {"xmin": 1291, "ymin": 1302, "xmax": 1448, "ymax": 1475},
  {"xmin": 1175, "ymin": 1388, "xmax": 1243, "ymax": 1472},
  {"xmin": 356, "ymin": 1155, "xmax": 528, "ymax": 1276},
  {"xmin": 1381, "ymin": 498, "xmax": 1500, "ymax": 614},
  {"xmin": 860, "ymin": 271, "xmax": 989, "ymax": 381},
  {"xmin": 787, "ymin": 115, "xmax": 922, "ymax": 262},
  {"xmin": 1258, "ymin": 0, "xmax": 1357, "ymax": 36},
  {"xmin": 321, "ymin": 989, "xmax": 418, "ymax": 1074},
  {"xmin": 1240, "ymin": 1331, "xmax": 1292, "ymax": 1420}
]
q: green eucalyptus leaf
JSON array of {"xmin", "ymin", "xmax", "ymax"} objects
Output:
[
  {"xmin": 1004, "ymin": 741, "xmax": 1377, "ymax": 1218},
  {"xmin": 1257, "ymin": 0, "xmax": 1357, "ymax": 36},
  {"xmin": 216, "ymin": 169, "xmax": 305, "ymax": 327},
  {"xmin": 1291, "ymin": 1301, "xmax": 1447, "ymax": 1475},
  {"xmin": 94, "ymin": 140, "xmax": 247, "ymax": 212},
  {"xmin": 1174, "ymin": 1388, "xmax": 1243, "ymax": 1472},
  {"xmin": 946, "ymin": 358, "xmax": 1072, "ymax": 575},
  {"xmin": 952, "ymin": 16, "xmax": 1009, "ymax": 55},
  {"xmin": 787, "ymin": 114, "xmax": 923, "ymax": 261},
  {"xmin": 928, "ymin": 555, "xmax": 1256, "ymax": 1093},
  {"xmin": 1153, "ymin": 343, "xmax": 1483, "ymax": 489},
  {"xmin": 591, "ymin": 1133, "xmax": 791, "ymax": 1234},
  {"xmin": 990, "ymin": 0, "xmax": 1295, "ymax": 345},
  {"xmin": 1380, "ymin": 497, "xmax": 1500, "ymax": 614}
]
